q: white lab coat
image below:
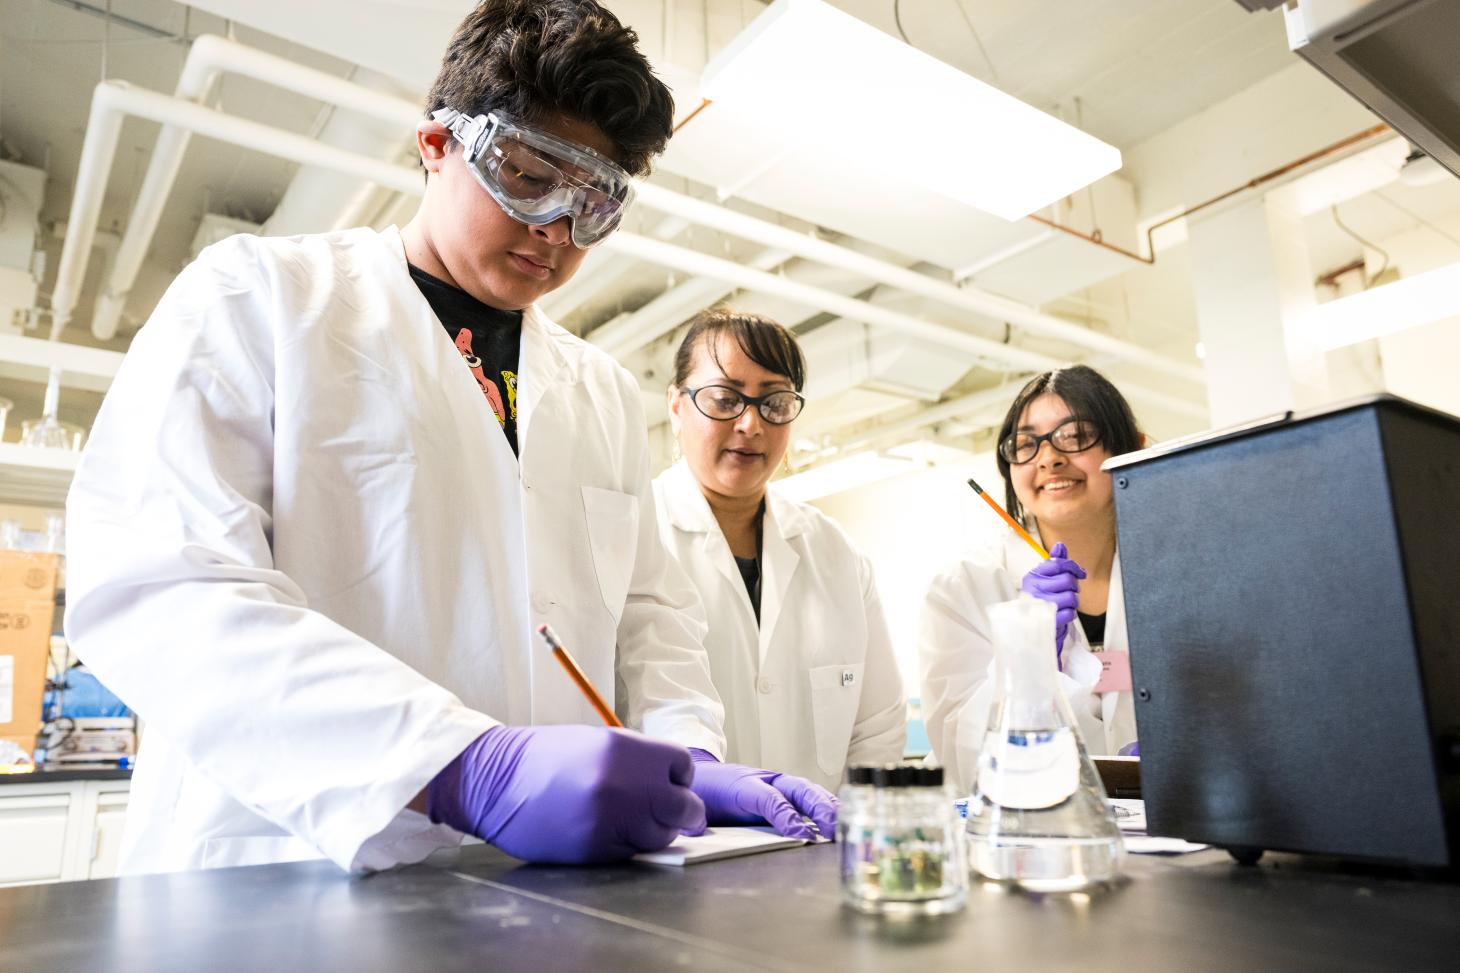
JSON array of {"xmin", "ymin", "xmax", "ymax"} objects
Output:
[
  {"xmin": 652, "ymin": 461, "xmax": 905, "ymax": 791},
  {"xmin": 918, "ymin": 533, "xmax": 1135, "ymax": 795},
  {"xmin": 64, "ymin": 226, "xmax": 725, "ymax": 876}
]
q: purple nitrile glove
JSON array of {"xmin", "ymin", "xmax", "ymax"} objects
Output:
[
  {"xmin": 427, "ymin": 725, "xmax": 706, "ymax": 864},
  {"xmin": 686, "ymin": 748, "xmax": 838, "ymax": 841},
  {"xmin": 1118, "ymin": 741, "xmax": 1140, "ymax": 757},
  {"xmin": 1020, "ymin": 541, "xmax": 1088, "ymax": 668}
]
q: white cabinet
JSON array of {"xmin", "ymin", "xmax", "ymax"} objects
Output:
[
  {"xmin": 86, "ymin": 788, "xmax": 130, "ymax": 879},
  {"xmin": 0, "ymin": 791, "xmax": 74, "ymax": 884},
  {"xmin": 0, "ymin": 777, "xmax": 131, "ymax": 886}
]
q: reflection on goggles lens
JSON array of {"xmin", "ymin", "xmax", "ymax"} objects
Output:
[
  {"xmin": 433, "ymin": 107, "xmax": 633, "ymax": 248},
  {"xmin": 485, "ymin": 137, "xmax": 625, "ymax": 238}
]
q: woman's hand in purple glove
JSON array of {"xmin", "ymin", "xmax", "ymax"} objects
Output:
[
  {"xmin": 426, "ymin": 725, "xmax": 706, "ymax": 864},
  {"xmin": 686, "ymin": 749, "xmax": 838, "ymax": 841},
  {"xmin": 1020, "ymin": 541, "xmax": 1087, "ymax": 665}
]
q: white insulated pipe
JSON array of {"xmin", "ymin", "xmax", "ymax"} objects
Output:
[
  {"xmin": 802, "ymin": 370, "xmax": 1207, "ymax": 471},
  {"xmin": 601, "ymin": 231, "xmax": 1062, "ymax": 372},
  {"xmin": 82, "ymin": 34, "xmax": 423, "ymax": 341},
  {"xmin": 632, "ymin": 182, "xmax": 1206, "ymax": 384},
  {"xmin": 50, "ymin": 80, "xmax": 425, "ymax": 341},
  {"xmin": 822, "ymin": 383, "xmax": 1020, "ymax": 460},
  {"xmin": 50, "ymin": 85, "xmax": 1075, "ymax": 380},
  {"xmin": 49, "ymin": 85, "xmax": 1068, "ymax": 378},
  {"xmin": 588, "ymin": 246, "xmax": 793, "ymax": 355},
  {"xmin": 48, "ymin": 88, "xmax": 125, "ymax": 341},
  {"xmin": 537, "ymin": 214, "xmax": 690, "ymax": 321}
]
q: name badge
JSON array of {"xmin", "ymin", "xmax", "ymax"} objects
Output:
[
  {"xmin": 1092, "ymin": 650, "xmax": 1132, "ymax": 695},
  {"xmin": 840, "ymin": 670, "xmax": 856, "ymax": 687}
]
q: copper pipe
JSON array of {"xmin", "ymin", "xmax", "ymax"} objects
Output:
[
  {"xmin": 672, "ymin": 98, "xmax": 713, "ymax": 133},
  {"xmin": 1315, "ymin": 257, "xmax": 1367, "ymax": 288},
  {"xmin": 1026, "ymin": 123, "xmax": 1392, "ymax": 266},
  {"xmin": 1027, "ymin": 212, "xmax": 1150, "ymax": 262}
]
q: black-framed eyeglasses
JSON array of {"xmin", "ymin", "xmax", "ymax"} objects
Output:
[
  {"xmin": 999, "ymin": 418, "xmax": 1101, "ymax": 465},
  {"xmin": 681, "ymin": 385, "xmax": 806, "ymax": 425}
]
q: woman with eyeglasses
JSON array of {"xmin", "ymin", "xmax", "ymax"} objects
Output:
[
  {"xmin": 919, "ymin": 366, "xmax": 1144, "ymax": 794},
  {"xmin": 654, "ymin": 309, "xmax": 906, "ymax": 792}
]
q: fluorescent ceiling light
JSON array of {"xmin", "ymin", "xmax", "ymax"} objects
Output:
[
  {"xmin": 1302, "ymin": 261, "xmax": 1460, "ymax": 350},
  {"xmin": 701, "ymin": 0, "xmax": 1122, "ymax": 222}
]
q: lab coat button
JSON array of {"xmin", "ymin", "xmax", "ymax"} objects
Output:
[{"xmin": 757, "ymin": 676, "xmax": 773, "ymax": 694}]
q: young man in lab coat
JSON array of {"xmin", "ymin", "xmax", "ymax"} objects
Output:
[{"xmin": 64, "ymin": 0, "xmax": 836, "ymax": 875}]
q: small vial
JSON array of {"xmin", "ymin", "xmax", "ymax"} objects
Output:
[{"xmin": 838, "ymin": 765, "xmax": 968, "ymax": 916}]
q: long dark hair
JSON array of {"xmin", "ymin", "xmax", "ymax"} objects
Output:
[
  {"xmin": 994, "ymin": 365, "xmax": 1141, "ymax": 525},
  {"xmin": 671, "ymin": 308, "xmax": 807, "ymax": 391}
]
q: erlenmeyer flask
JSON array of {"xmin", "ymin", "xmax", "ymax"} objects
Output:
[{"xmin": 965, "ymin": 595, "xmax": 1124, "ymax": 891}]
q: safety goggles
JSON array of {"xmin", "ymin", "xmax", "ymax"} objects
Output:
[
  {"xmin": 683, "ymin": 385, "xmax": 806, "ymax": 425},
  {"xmin": 999, "ymin": 418, "xmax": 1101, "ymax": 465},
  {"xmin": 432, "ymin": 107, "xmax": 634, "ymax": 249}
]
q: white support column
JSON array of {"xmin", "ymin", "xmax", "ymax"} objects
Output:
[{"xmin": 1187, "ymin": 196, "xmax": 1328, "ymax": 426}]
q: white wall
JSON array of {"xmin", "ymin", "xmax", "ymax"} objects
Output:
[
  {"xmin": 1369, "ymin": 217, "xmax": 1460, "ymax": 419},
  {"xmin": 808, "ymin": 450, "xmax": 1004, "ymax": 694}
]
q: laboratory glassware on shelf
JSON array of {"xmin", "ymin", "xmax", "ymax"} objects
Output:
[
  {"xmin": 839, "ymin": 764, "xmax": 968, "ymax": 915},
  {"xmin": 965, "ymin": 595, "xmax": 1125, "ymax": 892},
  {"xmin": 20, "ymin": 415, "xmax": 86, "ymax": 451}
]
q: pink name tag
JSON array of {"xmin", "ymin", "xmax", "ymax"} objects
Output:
[{"xmin": 1093, "ymin": 650, "xmax": 1132, "ymax": 694}]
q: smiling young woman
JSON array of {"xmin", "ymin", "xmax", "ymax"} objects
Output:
[{"xmin": 917, "ymin": 366, "xmax": 1145, "ymax": 794}]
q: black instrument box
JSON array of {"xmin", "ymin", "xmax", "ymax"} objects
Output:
[{"xmin": 1107, "ymin": 395, "xmax": 1459, "ymax": 867}]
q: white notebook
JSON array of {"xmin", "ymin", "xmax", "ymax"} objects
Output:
[{"xmin": 633, "ymin": 827, "xmax": 812, "ymax": 866}]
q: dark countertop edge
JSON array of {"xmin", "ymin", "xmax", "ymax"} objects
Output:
[{"xmin": 0, "ymin": 768, "xmax": 132, "ymax": 785}]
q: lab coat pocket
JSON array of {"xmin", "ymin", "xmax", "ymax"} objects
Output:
[
  {"xmin": 809, "ymin": 662, "xmax": 865, "ymax": 778},
  {"xmin": 581, "ymin": 486, "xmax": 639, "ymax": 626}
]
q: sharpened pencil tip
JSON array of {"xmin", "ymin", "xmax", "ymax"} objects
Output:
[{"xmin": 966, "ymin": 478, "xmax": 984, "ymax": 495}]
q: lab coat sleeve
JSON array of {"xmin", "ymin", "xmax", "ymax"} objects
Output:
[
  {"xmin": 845, "ymin": 553, "xmax": 907, "ymax": 767},
  {"xmin": 64, "ymin": 242, "xmax": 497, "ymax": 873},
  {"xmin": 917, "ymin": 558, "xmax": 1002, "ymax": 795},
  {"xmin": 610, "ymin": 373, "xmax": 727, "ymax": 758}
]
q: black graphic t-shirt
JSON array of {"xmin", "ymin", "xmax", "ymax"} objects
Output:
[{"xmin": 409, "ymin": 265, "xmax": 523, "ymax": 455}]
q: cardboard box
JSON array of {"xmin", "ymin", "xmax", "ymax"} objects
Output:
[{"xmin": 0, "ymin": 552, "xmax": 59, "ymax": 759}]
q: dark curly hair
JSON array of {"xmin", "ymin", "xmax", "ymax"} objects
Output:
[{"xmin": 426, "ymin": 0, "xmax": 674, "ymax": 175}]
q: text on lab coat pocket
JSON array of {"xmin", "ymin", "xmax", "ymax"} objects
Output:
[
  {"xmin": 580, "ymin": 486, "xmax": 640, "ymax": 626},
  {"xmin": 808, "ymin": 662, "xmax": 865, "ymax": 778}
]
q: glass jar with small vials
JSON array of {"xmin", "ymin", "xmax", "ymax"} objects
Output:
[{"xmin": 838, "ymin": 765, "xmax": 968, "ymax": 916}]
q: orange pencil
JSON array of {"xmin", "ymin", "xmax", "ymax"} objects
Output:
[
  {"xmin": 967, "ymin": 478, "xmax": 1050, "ymax": 560},
  {"xmin": 537, "ymin": 623, "xmax": 624, "ymax": 728}
]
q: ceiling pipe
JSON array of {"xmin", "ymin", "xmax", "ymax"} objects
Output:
[
  {"xmin": 50, "ymin": 80, "xmax": 424, "ymax": 342},
  {"xmin": 603, "ymin": 230, "xmax": 1201, "ymax": 416},
  {"xmin": 261, "ymin": 67, "xmax": 419, "ymax": 239},
  {"xmin": 813, "ymin": 383, "xmax": 1020, "ymax": 463},
  {"xmin": 50, "ymin": 84, "xmax": 1207, "ymax": 464},
  {"xmin": 77, "ymin": 34, "xmax": 422, "ymax": 341},
  {"xmin": 632, "ymin": 182, "xmax": 1206, "ymax": 384},
  {"xmin": 793, "ymin": 369, "xmax": 1208, "ymax": 475},
  {"xmin": 588, "ymin": 246, "xmax": 793, "ymax": 355},
  {"xmin": 537, "ymin": 214, "xmax": 690, "ymax": 321},
  {"xmin": 600, "ymin": 231, "xmax": 1062, "ymax": 372}
]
